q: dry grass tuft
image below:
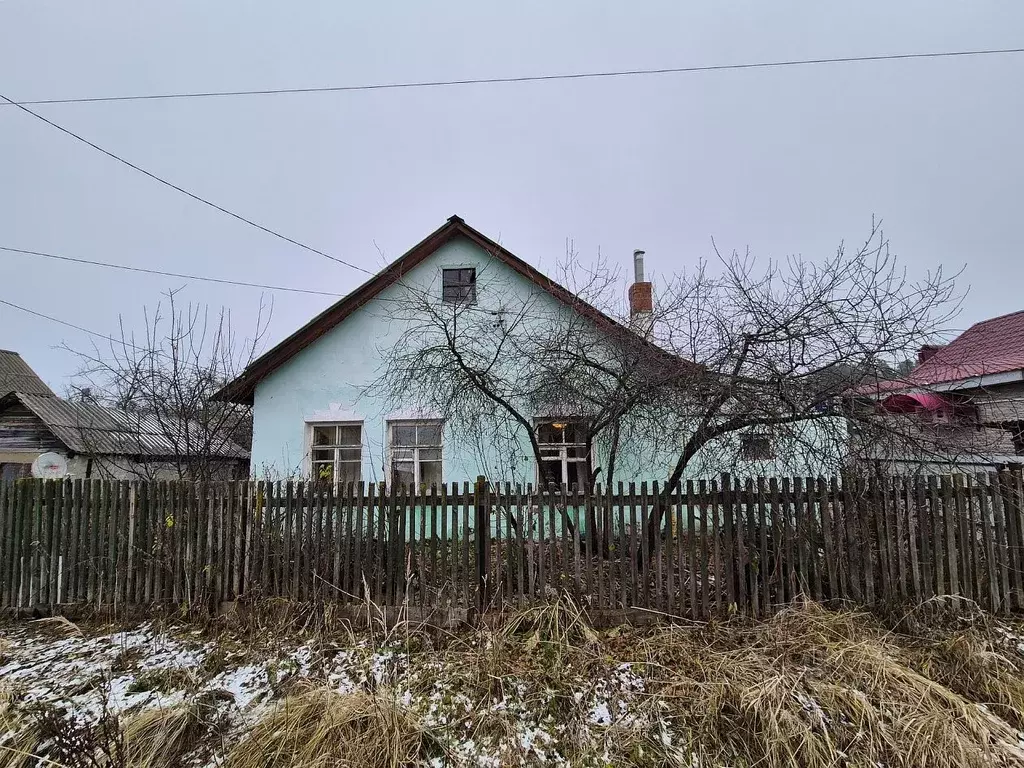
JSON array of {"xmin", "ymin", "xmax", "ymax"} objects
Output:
[
  {"xmin": 29, "ymin": 616, "xmax": 82, "ymax": 638},
  {"xmin": 624, "ymin": 604, "xmax": 1024, "ymax": 768},
  {"xmin": 122, "ymin": 693, "xmax": 226, "ymax": 768},
  {"xmin": 224, "ymin": 685, "xmax": 426, "ymax": 768},
  {"xmin": 0, "ymin": 686, "xmax": 41, "ymax": 768},
  {"xmin": 911, "ymin": 630, "xmax": 1024, "ymax": 728}
]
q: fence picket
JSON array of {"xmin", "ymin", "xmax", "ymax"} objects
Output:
[
  {"xmin": 3, "ymin": 470, "xmax": 1024, "ymax": 617},
  {"xmin": 638, "ymin": 483, "xmax": 650, "ymax": 609},
  {"xmin": 857, "ymin": 477, "xmax": 875, "ymax": 605},
  {"xmin": 1002, "ymin": 471, "xmax": 1024, "ymax": 609},
  {"xmin": 710, "ymin": 479, "xmax": 723, "ymax": 616}
]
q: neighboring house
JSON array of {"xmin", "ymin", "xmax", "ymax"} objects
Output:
[
  {"xmin": 851, "ymin": 310, "xmax": 1024, "ymax": 472},
  {"xmin": 0, "ymin": 365, "xmax": 249, "ymax": 481},
  {"xmin": 215, "ymin": 216, "xmax": 822, "ymax": 486},
  {"xmin": 0, "ymin": 349, "xmax": 55, "ymax": 399},
  {"xmin": 1, "ymin": 350, "xmax": 57, "ymax": 479}
]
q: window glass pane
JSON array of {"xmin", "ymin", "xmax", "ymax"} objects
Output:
[
  {"xmin": 337, "ymin": 448, "xmax": 361, "ymax": 462},
  {"xmin": 392, "ymin": 461, "xmax": 415, "ymax": 487},
  {"xmin": 537, "ymin": 423, "xmax": 559, "ymax": 444},
  {"xmin": 420, "ymin": 460, "xmax": 442, "ymax": 488},
  {"xmin": 442, "ymin": 269, "xmax": 476, "ymax": 304},
  {"xmin": 566, "ymin": 460, "xmax": 585, "ymax": 491},
  {"xmin": 419, "ymin": 448, "xmax": 442, "ymax": 461},
  {"xmin": 539, "ymin": 459, "xmax": 562, "ymax": 486},
  {"xmin": 337, "ymin": 424, "xmax": 361, "ymax": 446},
  {"xmin": 313, "ymin": 426, "xmax": 336, "ymax": 446},
  {"xmin": 312, "ymin": 448, "xmax": 334, "ymax": 462},
  {"xmin": 391, "ymin": 447, "xmax": 414, "ymax": 461},
  {"xmin": 417, "ymin": 423, "xmax": 442, "ymax": 446},
  {"xmin": 561, "ymin": 421, "xmax": 585, "ymax": 444},
  {"xmin": 568, "ymin": 445, "xmax": 590, "ymax": 460},
  {"xmin": 338, "ymin": 461, "xmax": 361, "ymax": 485},
  {"xmin": 392, "ymin": 425, "xmax": 416, "ymax": 447},
  {"xmin": 540, "ymin": 447, "xmax": 561, "ymax": 459},
  {"xmin": 313, "ymin": 462, "xmax": 334, "ymax": 482}
]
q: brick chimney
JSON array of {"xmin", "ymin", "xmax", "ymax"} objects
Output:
[
  {"xmin": 628, "ymin": 249, "xmax": 653, "ymax": 315},
  {"xmin": 628, "ymin": 249, "xmax": 653, "ymax": 337},
  {"xmin": 918, "ymin": 344, "xmax": 943, "ymax": 364}
]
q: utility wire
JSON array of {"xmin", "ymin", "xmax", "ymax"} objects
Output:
[
  {"xmin": 0, "ymin": 296, "xmax": 137, "ymax": 348},
  {"xmin": 3, "ymin": 47, "xmax": 1022, "ymax": 107},
  {"xmin": 0, "ymin": 245, "xmax": 345, "ymax": 297},
  {"xmin": 0, "ymin": 92, "xmax": 373, "ymax": 275}
]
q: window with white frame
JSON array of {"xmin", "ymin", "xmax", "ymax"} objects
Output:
[
  {"xmin": 536, "ymin": 420, "xmax": 590, "ymax": 489},
  {"xmin": 310, "ymin": 423, "xmax": 363, "ymax": 484},
  {"xmin": 389, "ymin": 420, "xmax": 443, "ymax": 488}
]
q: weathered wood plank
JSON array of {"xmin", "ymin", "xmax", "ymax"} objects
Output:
[
  {"xmin": 721, "ymin": 477, "xmax": 736, "ymax": 611},
  {"xmin": 759, "ymin": 478, "xmax": 771, "ymax": 615},
  {"xmin": 941, "ymin": 475, "xmax": 959, "ymax": 599},
  {"xmin": 1002, "ymin": 471, "xmax": 1024, "ymax": 609},
  {"xmin": 976, "ymin": 474, "xmax": 999, "ymax": 610},
  {"xmin": 711, "ymin": 479, "xmax": 723, "ymax": 616},
  {"xmin": 686, "ymin": 480, "xmax": 698, "ymax": 618},
  {"xmin": 638, "ymin": 482, "xmax": 650, "ymax": 609}
]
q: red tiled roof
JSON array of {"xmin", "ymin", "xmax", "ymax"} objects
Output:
[
  {"xmin": 907, "ymin": 310, "xmax": 1024, "ymax": 387},
  {"xmin": 849, "ymin": 310, "xmax": 1024, "ymax": 398}
]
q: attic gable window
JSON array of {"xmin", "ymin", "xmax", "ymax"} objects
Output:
[
  {"xmin": 740, "ymin": 433, "xmax": 774, "ymax": 461},
  {"xmin": 442, "ymin": 268, "xmax": 476, "ymax": 304}
]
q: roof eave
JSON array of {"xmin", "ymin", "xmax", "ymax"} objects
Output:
[{"xmin": 212, "ymin": 216, "xmax": 696, "ymax": 404}]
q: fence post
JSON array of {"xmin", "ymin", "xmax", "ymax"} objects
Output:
[{"xmin": 475, "ymin": 476, "xmax": 490, "ymax": 615}]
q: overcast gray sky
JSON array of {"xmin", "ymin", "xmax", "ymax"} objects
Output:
[{"xmin": 2, "ymin": 1, "xmax": 1022, "ymax": 392}]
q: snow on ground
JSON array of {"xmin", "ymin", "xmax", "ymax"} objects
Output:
[{"xmin": 0, "ymin": 619, "xmax": 677, "ymax": 767}]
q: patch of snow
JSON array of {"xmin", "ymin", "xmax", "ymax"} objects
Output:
[{"xmin": 206, "ymin": 664, "xmax": 267, "ymax": 710}]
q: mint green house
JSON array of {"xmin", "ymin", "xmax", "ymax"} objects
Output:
[{"xmin": 216, "ymin": 217, "xmax": 837, "ymax": 487}]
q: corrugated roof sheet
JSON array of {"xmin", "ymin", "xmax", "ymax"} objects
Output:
[
  {"xmin": 4, "ymin": 392, "xmax": 248, "ymax": 459},
  {"xmin": 0, "ymin": 350, "xmax": 55, "ymax": 398},
  {"xmin": 851, "ymin": 310, "xmax": 1024, "ymax": 398},
  {"xmin": 906, "ymin": 310, "xmax": 1024, "ymax": 387}
]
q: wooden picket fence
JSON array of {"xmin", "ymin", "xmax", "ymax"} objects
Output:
[{"xmin": 2, "ymin": 472, "xmax": 1024, "ymax": 618}]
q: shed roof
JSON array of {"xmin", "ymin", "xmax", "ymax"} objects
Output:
[
  {"xmin": 0, "ymin": 392, "xmax": 249, "ymax": 460},
  {"xmin": 0, "ymin": 350, "xmax": 55, "ymax": 398}
]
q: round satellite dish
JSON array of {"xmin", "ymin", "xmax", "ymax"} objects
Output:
[{"xmin": 32, "ymin": 452, "xmax": 68, "ymax": 479}]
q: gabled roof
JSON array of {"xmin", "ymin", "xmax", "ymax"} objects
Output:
[
  {"xmin": 0, "ymin": 392, "xmax": 249, "ymax": 460},
  {"xmin": 215, "ymin": 215, "xmax": 679, "ymax": 405},
  {"xmin": 907, "ymin": 310, "xmax": 1024, "ymax": 387},
  {"xmin": 0, "ymin": 350, "xmax": 55, "ymax": 398},
  {"xmin": 851, "ymin": 310, "xmax": 1024, "ymax": 399}
]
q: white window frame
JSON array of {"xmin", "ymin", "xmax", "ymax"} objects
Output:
[
  {"xmin": 388, "ymin": 419, "xmax": 444, "ymax": 488},
  {"xmin": 534, "ymin": 419, "xmax": 591, "ymax": 488},
  {"xmin": 308, "ymin": 421, "xmax": 363, "ymax": 484}
]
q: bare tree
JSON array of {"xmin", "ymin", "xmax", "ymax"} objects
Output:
[
  {"xmin": 66, "ymin": 289, "xmax": 271, "ymax": 481},
  {"xmin": 362, "ymin": 249, "xmax": 690, "ymax": 543},
  {"xmin": 366, "ymin": 221, "xmax": 962, "ymax": 553}
]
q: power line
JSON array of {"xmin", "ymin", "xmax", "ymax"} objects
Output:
[
  {"xmin": 4, "ymin": 47, "xmax": 1023, "ymax": 107},
  {"xmin": 0, "ymin": 92, "xmax": 373, "ymax": 275},
  {"xmin": 0, "ymin": 245, "xmax": 345, "ymax": 297},
  {"xmin": 0, "ymin": 296, "xmax": 135, "ymax": 348}
]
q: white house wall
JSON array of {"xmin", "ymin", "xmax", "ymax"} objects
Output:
[{"xmin": 249, "ymin": 237, "xmax": 844, "ymax": 485}]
